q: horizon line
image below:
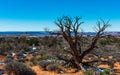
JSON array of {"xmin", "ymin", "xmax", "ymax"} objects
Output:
[{"xmin": 0, "ymin": 31, "xmax": 119, "ymax": 32}]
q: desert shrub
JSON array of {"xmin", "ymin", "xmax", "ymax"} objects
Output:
[
  {"xmin": 34, "ymin": 55, "xmax": 41, "ymax": 61},
  {"xmin": 26, "ymin": 38, "xmax": 39, "ymax": 46},
  {"xmin": 99, "ymin": 38, "xmax": 111, "ymax": 45},
  {"xmin": 46, "ymin": 64, "xmax": 58, "ymax": 71},
  {"xmin": 40, "ymin": 54, "xmax": 51, "ymax": 60},
  {"xmin": 17, "ymin": 58, "xmax": 26, "ymax": 63},
  {"xmin": 4, "ymin": 61, "xmax": 36, "ymax": 75},
  {"xmin": 0, "ymin": 43, "xmax": 12, "ymax": 52},
  {"xmin": 104, "ymin": 69, "xmax": 110, "ymax": 75},
  {"xmin": 6, "ymin": 54, "xmax": 14, "ymax": 59},
  {"xmin": 46, "ymin": 64, "xmax": 64, "ymax": 73},
  {"xmin": 30, "ymin": 58, "xmax": 38, "ymax": 65},
  {"xmin": 4, "ymin": 58, "xmax": 13, "ymax": 63},
  {"xmin": 39, "ymin": 60, "xmax": 54, "ymax": 70},
  {"xmin": 84, "ymin": 70, "xmax": 94, "ymax": 75},
  {"xmin": 30, "ymin": 55, "xmax": 41, "ymax": 65},
  {"xmin": 25, "ymin": 61, "xmax": 34, "ymax": 67},
  {"xmin": 17, "ymin": 37, "xmax": 24, "ymax": 43},
  {"xmin": 98, "ymin": 69, "xmax": 110, "ymax": 75},
  {"xmin": 99, "ymin": 72, "xmax": 107, "ymax": 75}
]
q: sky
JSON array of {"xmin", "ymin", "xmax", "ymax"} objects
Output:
[{"xmin": 0, "ymin": 0, "xmax": 120, "ymax": 32}]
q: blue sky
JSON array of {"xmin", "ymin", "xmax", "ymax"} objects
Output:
[{"xmin": 0, "ymin": 0, "xmax": 120, "ymax": 31}]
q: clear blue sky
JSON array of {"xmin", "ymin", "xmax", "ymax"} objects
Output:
[{"xmin": 0, "ymin": 0, "xmax": 120, "ymax": 31}]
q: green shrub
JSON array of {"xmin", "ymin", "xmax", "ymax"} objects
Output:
[
  {"xmin": 104, "ymin": 69, "xmax": 110, "ymax": 75},
  {"xmin": 84, "ymin": 70, "xmax": 94, "ymax": 75},
  {"xmin": 98, "ymin": 69, "xmax": 110, "ymax": 75},
  {"xmin": 41, "ymin": 54, "xmax": 51, "ymax": 60}
]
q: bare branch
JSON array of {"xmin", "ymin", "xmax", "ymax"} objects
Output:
[
  {"xmin": 55, "ymin": 16, "xmax": 110, "ymax": 70},
  {"xmin": 81, "ymin": 20, "xmax": 110, "ymax": 59}
]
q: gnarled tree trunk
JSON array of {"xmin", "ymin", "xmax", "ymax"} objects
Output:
[{"xmin": 55, "ymin": 16, "xmax": 110, "ymax": 71}]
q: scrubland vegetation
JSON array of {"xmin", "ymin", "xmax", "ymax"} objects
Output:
[
  {"xmin": 0, "ymin": 16, "xmax": 120, "ymax": 75},
  {"xmin": 0, "ymin": 34, "xmax": 120, "ymax": 75}
]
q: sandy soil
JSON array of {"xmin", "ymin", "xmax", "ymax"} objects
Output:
[{"xmin": 32, "ymin": 66, "xmax": 84, "ymax": 75}]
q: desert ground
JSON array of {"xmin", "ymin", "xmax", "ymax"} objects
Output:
[
  {"xmin": 0, "ymin": 36, "xmax": 120, "ymax": 75},
  {"xmin": 0, "ymin": 55, "xmax": 120, "ymax": 75}
]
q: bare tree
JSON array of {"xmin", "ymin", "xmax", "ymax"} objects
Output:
[{"xmin": 55, "ymin": 16, "xmax": 110, "ymax": 71}]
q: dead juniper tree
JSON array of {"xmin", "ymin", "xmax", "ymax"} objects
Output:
[{"xmin": 55, "ymin": 16, "xmax": 110, "ymax": 71}]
